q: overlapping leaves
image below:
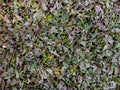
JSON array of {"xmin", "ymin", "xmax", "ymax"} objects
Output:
[{"xmin": 0, "ymin": 0, "xmax": 120, "ymax": 89}]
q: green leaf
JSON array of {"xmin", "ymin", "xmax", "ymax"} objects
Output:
[
  {"xmin": 115, "ymin": 43, "xmax": 120, "ymax": 48},
  {"xmin": 32, "ymin": 62, "xmax": 37, "ymax": 67},
  {"xmin": 84, "ymin": 23, "xmax": 90, "ymax": 30}
]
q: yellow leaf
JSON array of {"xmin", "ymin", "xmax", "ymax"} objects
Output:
[
  {"xmin": 70, "ymin": 66, "xmax": 77, "ymax": 75},
  {"xmin": 47, "ymin": 55, "xmax": 54, "ymax": 60},
  {"xmin": 45, "ymin": 14, "xmax": 52, "ymax": 22},
  {"xmin": 51, "ymin": 79, "xmax": 57, "ymax": 84},
  {"xmin": 54, "ymin": 68, "xmax": 61, "ymax": 76}
]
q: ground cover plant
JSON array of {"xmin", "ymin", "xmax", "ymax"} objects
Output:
[{"xmin": 0, "ymin": 0, "xmax": 120, "ymax": 89}]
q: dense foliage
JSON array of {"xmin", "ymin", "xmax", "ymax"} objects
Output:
[{"xmin": 0, "ymin": 0, "xmax": 120, "ymax": 89}]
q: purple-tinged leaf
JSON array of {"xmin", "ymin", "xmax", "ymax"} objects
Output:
[
  {"xmin": 98, "ymin": 23, "xmax": 105, "ymax": 31},
  {"xmin": 95, "ymin": 5, "xmax": 102, "ymax": 14},
  {"xmin": 115, "ymin": 8, "xmax": 120, "ymax": 13},
  {"xmin": 0, "ymin": 66, "xmax": 3, "ymax": 78}
]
